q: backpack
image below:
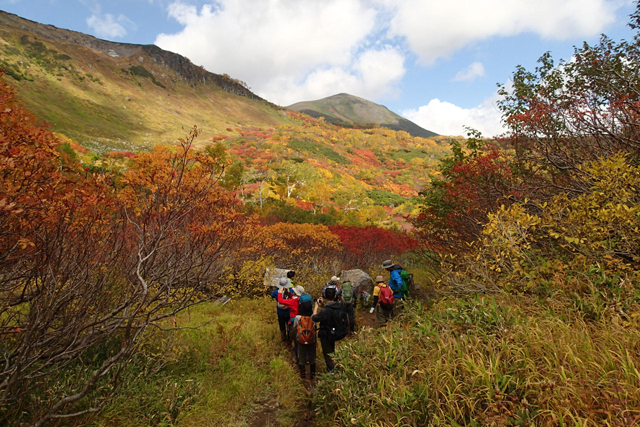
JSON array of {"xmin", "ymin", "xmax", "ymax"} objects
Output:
[
  {"xmin": 378, "ymin": 285, "xmax": 394, "ymax": 310},
  {"xmin": 276, "ymin": 288, "xmax": 289, "ymax": 310},
  {"xmin": 399, "ymin": 270, "xmax": 412, "ymax": 297},
  {"xmin": 296, "ymin": 316, "xmax": 316, "ymax": 345},
  {"xmin": 340, "ymin": 281, "xmax": 355, "ymax": 306},
  {"xmin": 321, "ymin": 304, "xmax": 349, "ymax": 341}
]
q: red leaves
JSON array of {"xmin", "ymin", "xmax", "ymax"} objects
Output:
[{"xmin": 329, "ymin": 225, "xmax": 419, "ymax": 268}]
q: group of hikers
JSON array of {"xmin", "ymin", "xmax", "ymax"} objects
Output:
[{"xmin": 270, "ymin": 260, "xmax": 411, "ymax": 382}]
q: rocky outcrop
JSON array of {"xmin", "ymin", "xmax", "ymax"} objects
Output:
[{"xmin": 340, "ymin": 269, "xmax": 374, "ymax": 296}]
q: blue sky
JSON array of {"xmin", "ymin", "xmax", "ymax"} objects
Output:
[{"xmin": 0, "ymin": 0, "xmax": 636, "ymax": 136}]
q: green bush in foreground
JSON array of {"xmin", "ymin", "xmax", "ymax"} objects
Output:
[{"xmin": 315, "ymin": 297, "xmax": 640, "ymax": 426}]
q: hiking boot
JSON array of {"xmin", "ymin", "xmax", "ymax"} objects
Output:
[
  {"xmin": 299, "ymin": 364, "xmax": 306, "ymax": 380},
  {"xmin": 310, "ymin": 364, "xmax": 316, "ymax": 382}
]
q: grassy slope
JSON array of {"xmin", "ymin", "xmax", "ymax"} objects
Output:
[
  {"xmin": 0, "ymin": 24, "xmax": 294, "ymax": 152},
  {"xmin": 288, "ymin": 93, "xmax": 438, "ymax": 138}
]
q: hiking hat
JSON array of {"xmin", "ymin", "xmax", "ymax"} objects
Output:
[
  {"xmin": 375, "ymin": 275, "xmax": 384, "ymax": 283},
  {"xmin": 381, "ymin": 260, "xmax": 393, "ymax": 269},
  {"xmin": 292, "ymin": 285, "xmax": 305, "ymax": 296},
  {"xmin": 277, "ymin": 278, "xmax": 289, "ymax": 288},
  {"xmin": 330, "ymin": 275, "xmax": 340, "ymax": 283}
]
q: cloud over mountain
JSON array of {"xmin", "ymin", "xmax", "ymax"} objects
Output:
[{"xmin": 153, "ymin": 0, "xmax": 622, "ymax": 135}]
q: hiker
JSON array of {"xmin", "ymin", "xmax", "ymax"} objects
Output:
[
  {"xmin": 271, "ymin": 278, "xmax": 292, "ymax": 342},
  {"xmin": 339, "ymin": 278, "xmax": 357, "ymax": 333},
  {"xmin": 312, "ymin": 287, "xmax": 349, "ymax": 371},
  {"xmin": 321, "ymin": 275, "xmax": 341, "ymax": 300},
  {"xmin": 370, "ymin": 275, "xmax": 393, "ymax": 327},
  {"xmin": 286, "ymin": 270, "xmax": 296, "ymax": 287},
  {"xmin": 292, "ymin": 296, "xmax": 317, "ymax": 382},
  {"xmin": 381, "ymin": 259, "xmax": 409, "ymax": 312},
  {"xmin": 277, "ymin": 284, "xmax": 305, "ymax": 324}
]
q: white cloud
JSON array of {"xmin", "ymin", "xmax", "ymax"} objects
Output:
[
  {"xmin": 403, "ymin": 92, "xmax": 505, "ymax": 137},
  {"xmin": 87, "ymin": 12, "xmax": 136, "ymax": 39},
  {"xmin": 156, "ymin": 0, "xmax": 407, "ymax": 105},
  {"xmin": 154, "ymin": 0, "xmax": 623, "ymax": 106},
  {"xmin": 453, "ymin": 62, "xmax": 485, "ymax": 82},
  {"xmin": 385, "ymin": 0, "xmax": 619, "ymax": 64}
]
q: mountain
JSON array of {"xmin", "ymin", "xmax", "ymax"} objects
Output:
[
  {"xmin": 287, "ymin": 93, "xmax": 438, "ymax": 138},
  {"xmin": 0, "ymin": 10, "xmax": 293, "ymax": 152}
]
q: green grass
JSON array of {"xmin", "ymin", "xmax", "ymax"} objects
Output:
[
  {"xmin": 73, "ymin": 299, "xmax": 306, "ymax": 427},
  {"xmin": 288, "ymin": 138, "xmax": 348, "ymax": 165}
]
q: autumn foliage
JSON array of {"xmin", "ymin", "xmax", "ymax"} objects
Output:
[{"xmin": 329, "ymin": 225, "xmax": 419, "ymax": 269}]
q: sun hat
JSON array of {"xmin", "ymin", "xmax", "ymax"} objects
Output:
[
  {"xmin": 292, "ymin": 285, "xmax": 305, "ymax": 296},
  {"xmin": 277, "ymin": 277, "xmax": 289, "ymax": 288},
  {"xmin": 381, "ymin": 260, "xmax": 394, "ymax": 269},
  {"xmin": 375, "ymin": 275, "xmax": 384, "ymax": 283},
  {"xmin": 330, "ymin": 275, "xmax": 340, "ymax": 283}
]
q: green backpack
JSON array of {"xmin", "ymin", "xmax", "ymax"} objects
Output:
[
  {"xmin": 399, "ymin": 270, "xmax": 412, "ymax": 298},
  {"xmin": 340, "ymin": 281, "xmax": 355, "ymax": 306}
]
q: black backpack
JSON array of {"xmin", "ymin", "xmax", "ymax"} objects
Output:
[{"xmin": 321, "ymin": 304, "xmax": 349, "ymax": 341}]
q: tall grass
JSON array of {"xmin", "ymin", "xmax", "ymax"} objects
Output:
[{"xmin": 315, "ymin": 295, "xmax": 640, "ymax": 426}]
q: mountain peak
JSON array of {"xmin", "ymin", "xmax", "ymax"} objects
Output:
[{"xmin": 287, "ymin": 93, "xmax": 437, "ymax": 138}]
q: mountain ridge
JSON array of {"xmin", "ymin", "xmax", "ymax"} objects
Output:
[
  {"xmin": 0, "ymin": 10, "xmax": 295, "ymax": 152},
  {"xmin": 0, "ymin": 10, "xmax": 264, "ymax": 102},
  {"xmin": 288, "ymin": 93, "xmax": 438, "ymax": 138}
]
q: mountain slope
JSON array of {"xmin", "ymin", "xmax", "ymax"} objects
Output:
[
  {"xmin": 287, "ymin": 93, "xmax": 438, "ymax": 138},
  {"xmin": 0, "ymin": 11, "xmax": 293, "ymax": 152}
]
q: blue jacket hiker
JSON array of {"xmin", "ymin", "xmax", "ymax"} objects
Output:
[
  {"xmin": 271, "ymin": 278, "xmax": 293, "ymax": 342},
  {"xmin": 381, "ymin": 259, "xmax": 405, "ymax": 300}
]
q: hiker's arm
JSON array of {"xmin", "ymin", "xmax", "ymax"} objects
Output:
[
  {"xmin": 277, "ymin": 292, "xmax": 296, "ymax": 307},
  {"xmin": 312, "ymin": 304, "xmax": 325, "ymax": 322}
]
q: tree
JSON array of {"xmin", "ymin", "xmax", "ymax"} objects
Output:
[
  {"xmin": 497, "ymin": 26, "xmax": 640, "ymax": 196},
  {"xmin": 0, "ymin": 92, "xmax": 250, "ymax": 425},
  {"xmin": 412, "ymin": 131, "xmax": 516, "ymax": 253}
]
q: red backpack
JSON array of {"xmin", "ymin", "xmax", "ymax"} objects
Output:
[
  {"xmin": 379, "ymin": 285, "xmax": 394, "ymax": 310},
  {"xmin": 296, "ymin": 316, "xmax": 316, "ymax": 345}
]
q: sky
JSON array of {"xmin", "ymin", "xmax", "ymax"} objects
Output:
[{"xmin": 0, "ymin": 0, "xmax": 637, "ymax": 136}]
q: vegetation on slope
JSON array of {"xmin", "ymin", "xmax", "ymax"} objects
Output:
[
  {"xmin": 288, "ymin": 93, "xmax": 438, "ymax": 138},
  {"xmin": 0, "ymin": 11, "xmax": 295, "ymax": 151}
]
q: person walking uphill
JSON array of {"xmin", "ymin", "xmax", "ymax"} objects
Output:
[
  {"xmin": 271, "ymin": 278, "xmax": 292, "ymax": 342},
  {"xmin": 381, "ymin": 259, "xmax": 410, "ymax": 312},
  {"xmin": 312, "ymin": 287, "xmax": 349, "ymax": 372},
  {"xmin": 370, "ymin": 275, "xmax": 394, "ymax": 327},
  {"xmin": 292, "ymin": 298, "xmax": 317, "ymax": 382},
  {"xmin": 339, "ymin": 278, "xmax": 357, "ymax": 333}
]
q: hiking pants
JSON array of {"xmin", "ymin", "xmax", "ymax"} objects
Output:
[
  {"xmin": 344, "ymin": 304, "xmax": 356, "ymax": 332},
  {"xmin": 320, "ymin": 338, "xmax": 336, "ymax": 371},
  {"xmin": 297, "ymin": 342, "xmax": 316, "ymax": 366},
  {"xmin": 277, "ymin": 315, "xmax": 290, "ymax": 341},
  {"xmin": 376, "ymin": 305, "xmax": 393, "ymax": 327}
]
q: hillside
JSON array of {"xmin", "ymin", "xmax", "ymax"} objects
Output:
[
  {"xmin": 0, "ymin": 10, "xmax": 294, "ymax": 152},
  {"xmin": 0, "ymin": 10, "xmax": 453, "ymax": 228},
  {"xmin": 288, "ymin": 93, "xmax": 438, "ymax": 138}
]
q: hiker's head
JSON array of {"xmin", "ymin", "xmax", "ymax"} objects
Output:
[
  {"xmin": 292, "ymin": 285, "xmax": 305, "ymax": 297},
  {"xmin": 381, "ymin": 259, "xmax": 393, "ymax": 270},
  {"xmin": 375, "ymin": 275, "xmax": 384, "ymax": 283},
  {"xmin": 277, "ymin": 278, "xmax": 289, "ymax": 288},
  {"xmin": 330, "ymin": 275, "xmax": 340, "ymax": 285},
  {"xmin": 299, "ymin": 303, "xmax": 313, "ymax": 316},
  {"xmin": 324, "ymin": 286, "xmax": 337, "ymax": 301},
  {"xmin": 287, "ymin": 270, "xmax": 295, "ymax": 279}
]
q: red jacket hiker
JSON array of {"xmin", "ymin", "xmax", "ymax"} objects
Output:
[{"xmin": 277, "ymin": 285, "xmax": 305, "ymax": 320}]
